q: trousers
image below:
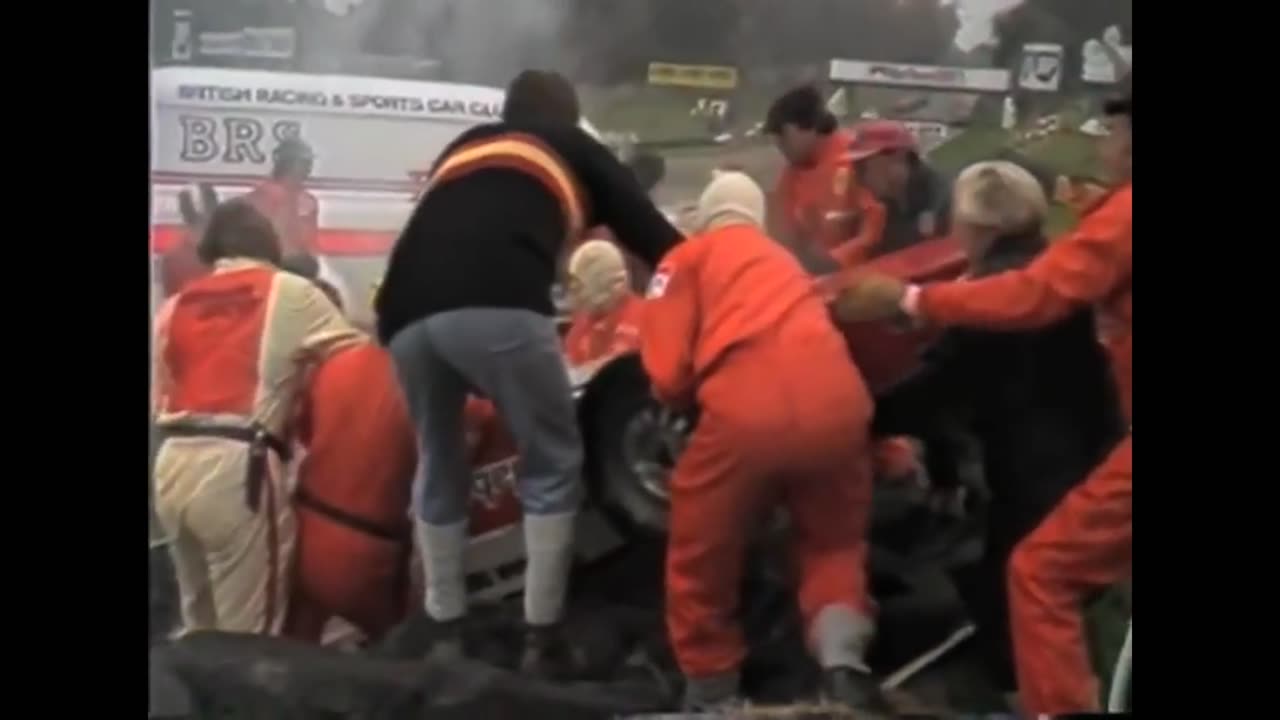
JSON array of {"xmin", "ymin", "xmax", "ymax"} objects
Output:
[
  {"xmin": 1008, "ymin": 435, "xmax": 1132, "ymax": 714},
  {"xmin": 388, "ymin": 308, "xmax": 583, "ymax": 525},
  {"xmin": 154, "ymin": 437, "xmax": 294, "ymax": 635},
  {"xmin": 388, "ymin": 308, "xmax": 583, "ymax": 625},
  {"xmin": 666, "ymin": 324, "xmax": 877, "ymax": 678}
]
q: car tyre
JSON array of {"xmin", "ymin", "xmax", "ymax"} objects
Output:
[{"xmin": 578, "ymin": 354, "xmax": 685, "ymax": 537}]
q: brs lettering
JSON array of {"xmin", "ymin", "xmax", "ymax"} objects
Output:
[{"xmin": 179, "ymin": 115, "xmax": 302, "ymax": 165}]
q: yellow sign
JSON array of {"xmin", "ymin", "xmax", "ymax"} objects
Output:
[{"xmin": 647, "ymin": 62, "xmax": 739, "ymax": 90}]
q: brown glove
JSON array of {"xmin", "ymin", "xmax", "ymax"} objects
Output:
[{"xmin": 833, "ymin": 273, "xmax": 908, "ymax": 323}]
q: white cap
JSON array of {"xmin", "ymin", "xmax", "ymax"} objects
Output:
[
  {"xmin": 696, "ymin": 171, "xmax": 766, "ymax": 232},
  {"xmin": 567, "ymin": 239, "xmax": 629, "ymax": 313}
]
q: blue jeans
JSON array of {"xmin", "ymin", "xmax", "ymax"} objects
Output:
[{"xmin": 388, "ymin": 308, "xmax": 583, "ymax": 526}]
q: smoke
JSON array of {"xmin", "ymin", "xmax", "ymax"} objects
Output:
[
  {"xmin": 289, "ymin": 0, "xmax": 579, "ymax": 85},
  {"xmin": 950, "ymin": 0, "xmax": 1027, "ymax": 53},
  {"xmin": 416, "ymin": 0, "xmax": 577, "ymax": 85}
]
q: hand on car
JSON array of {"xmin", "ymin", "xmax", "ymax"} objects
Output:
[{"xmin": 833, "ymin": 273, "xmax": 909, "ymax": 323}]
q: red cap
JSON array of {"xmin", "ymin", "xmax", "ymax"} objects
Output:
[{"xmin": 846, "ymin": 120, "xmax": 917, "ymax": 161}]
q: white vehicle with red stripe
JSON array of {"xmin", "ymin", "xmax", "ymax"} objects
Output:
[{"xmin": 151, "ymin": 67, "xmax": 604, "ymax": 320}]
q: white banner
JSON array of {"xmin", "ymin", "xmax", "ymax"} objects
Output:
[
  {"xmin": 1019, "ymin": 43, "xmax": 1064, "ymax": 93},
  {"xmin": 153, "ymin": 67, "xmax": 505, "ymax": 123},
  {"xmin": 152, "ymin": 68, "xmax": 504, "ymax": 185},
  {"xmin": 829, "ymin": 59, "xmax": 1011, "ymax": 93}
]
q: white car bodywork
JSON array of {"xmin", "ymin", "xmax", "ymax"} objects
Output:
[
  {"xmin": 150, "ymin": 67, "xmax": 606, "ymax": 316},
  {"xmin": 151, "ymin": 67, "xmax": 604, "ymax": 243}
]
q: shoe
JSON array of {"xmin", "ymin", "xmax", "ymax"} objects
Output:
[
  {"xmin": 518, "ymin": 623, "xmax": 589, "ymax": 681},
  {"xmin": 682, "ymin": 670, "xmax": 742, "ymax": 711},
  {"xmin": 425, "ymin": 616, "xmax": 466, "ymax": 662},
  {"xmin": 821, "ymin": 666, "xmax": 893, "ymax": 716}
]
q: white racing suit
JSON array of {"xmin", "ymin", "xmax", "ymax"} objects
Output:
[{"xmin": 152, "ymin": 258, "xmax": 360, "ymax": 634}]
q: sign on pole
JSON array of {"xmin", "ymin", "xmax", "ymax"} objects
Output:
[{"xmin": 1018, "ymin": 43, "xmax": 1064, "ymax": 92}]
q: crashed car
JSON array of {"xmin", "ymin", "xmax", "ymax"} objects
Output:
[
  {"xmin": 149, "ymin": 238, "xmax": 976, "ymax": 719},
  {"xmin": 463, "ymin": 236, "xmax": 972, "ymax": 660}
]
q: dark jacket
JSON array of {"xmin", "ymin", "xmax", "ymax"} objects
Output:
[
  {"xmin": 376, "ymin": 122, "xmax": 681, "ymax": 345},
  {"xmin": 873, "ymin": 159, "xmax": 952, "ymax": 258},
  {"xmin": 872, "ymin": 230, "xmax": 1124, "ymax": 689}
]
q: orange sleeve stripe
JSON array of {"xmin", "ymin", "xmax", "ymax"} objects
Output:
[{"xmin": 429, "ymin": 133, "xmax": 587, "ymax": 240}]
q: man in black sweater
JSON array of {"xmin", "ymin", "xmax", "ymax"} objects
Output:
[{"xmin": 376, "ymin": 70, "xmax": 681, "ymax": 675}]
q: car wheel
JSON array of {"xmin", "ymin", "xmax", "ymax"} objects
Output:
[{"xmin": 578, "ymin": 354, "xmax": 690, "ymax": 537}]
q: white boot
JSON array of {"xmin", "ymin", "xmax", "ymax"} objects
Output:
[
  {"xmin": 522, "ymin": 511, "xmax": 577, "ymax": 626},
  {"xmin": 414, "ymin": 519, "xmax": 468, "ymax": 622},
  {"xmin": 811, "ymin": 604, "xmax": 875, "ymax": 673}
]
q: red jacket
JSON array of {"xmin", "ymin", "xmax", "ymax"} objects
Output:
[
  {"xmin": 243, "ymin": 179, "xmax": 320, "ymax": 256},
  {"xmin": 563, "ymin": 294, "xmax": 644, "ymax": 367},
  {"xmin": 775, "ymin": 131, "xmax": 887, "ymax": 268},
  {"xmin": 920, "ymin": 184, "xmax": 1132, "ymax": 421}
]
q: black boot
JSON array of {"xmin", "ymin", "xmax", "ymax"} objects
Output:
[
  {"xmin": 518, "ymin": 623, "xmax": 588, "ymax": 681},
  {"xmin": 821, "ymin": 666, "xmax": 893, "ymax": 716},
  {"xmin": 682, "ymin": 671, "xmax": 742, "ymax": 712},
  {"xmin": 424, "ymin": 616, "xmax": 467, "ymax": 662}
]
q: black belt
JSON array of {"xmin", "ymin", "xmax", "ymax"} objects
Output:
[
  {"xmin": 294, "ymin": 487, "xmax": 415, "ymax": 621},
  {"xmin": 294, "ymin": 487, "xmax": 409, "ymax": 543},
  {"xmin": 157, "ymin": 422, "xmax": 292, "ymax": 513}
]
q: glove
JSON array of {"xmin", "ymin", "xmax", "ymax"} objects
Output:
[{"xmin": 833, "ymin": 273, "xmax": 908, "ymax": 323}]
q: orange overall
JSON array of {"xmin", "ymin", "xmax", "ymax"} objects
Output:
[
  {"xmin": 776, "ymin": 130, "xmax": 887, "ymax": 268},
  {"xmin": 642, "ymin": 223, "xmax": 877, "ymax": 679},
  {"xmin": 286, "ymin": 343, "xmax": 419, "ymax": 643},
  {"xmin": 153, "ymin": 260, "xmax": 359, "ymax": 635},
  {"xmin": 563, "ymin": 293, "xmax": 645, "ymax": 367},
  {"xmin": 919, "ymin": 184, "xmax": 1132, "ymax": 715}
]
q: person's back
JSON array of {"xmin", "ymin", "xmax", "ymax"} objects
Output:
[
  {"xmin": 376, "ymin": 118, "xmax": 679, "ymax": 343},
  {"xmin": 297, "ymin": 343, "xmax": 416, "ymax": 527},
  {"xmin": 289, "ymin": 342, "xmax": 418, "ymax": 642},
  {"xmin": 164, "ymin": 265, "xmax": 351, "ymax": 425},
  {"xmin": 678, "ymin": 225, "xmax": 863, "ymax": 413}
]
